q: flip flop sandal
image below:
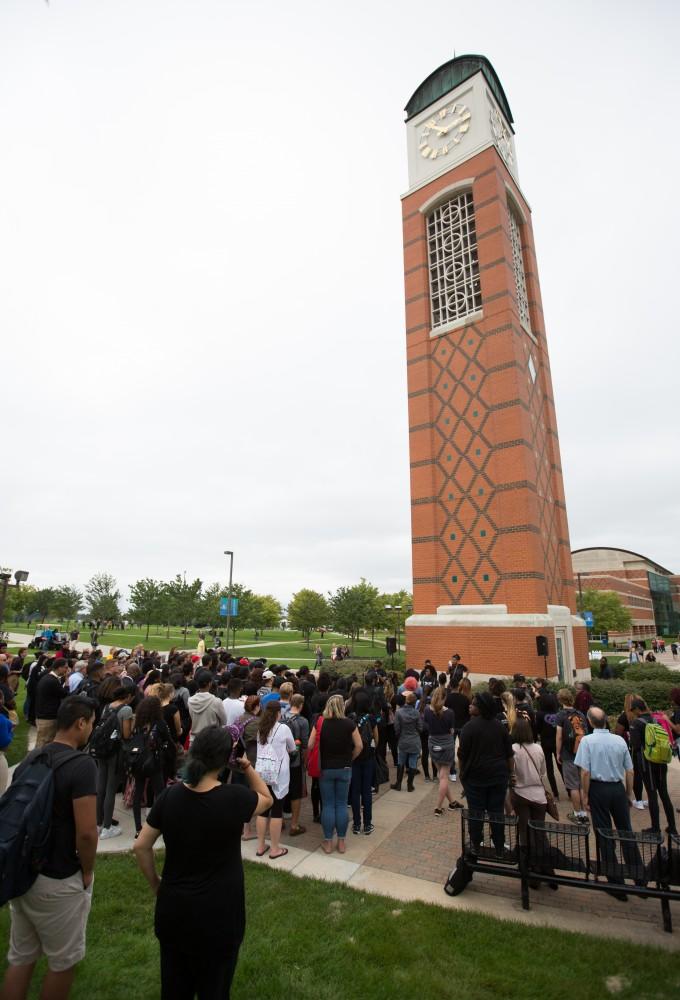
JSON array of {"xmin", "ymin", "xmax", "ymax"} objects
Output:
[
  {"xmin": 255, "ymin": 846, "xmax": 270, "ymax": 857},
  {"xmin": 269, "ymin": 848, "xmax": 289, "ymax": 860},
  {"xmin": 289, "ymin": 826, "xmax": 307, "ymax": 836}
]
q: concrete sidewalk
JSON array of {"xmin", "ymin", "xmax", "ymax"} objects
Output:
[{"xmin": 98, "ymin": 762, "xmax": 680, "ymax": 951}]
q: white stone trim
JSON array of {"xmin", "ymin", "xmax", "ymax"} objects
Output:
[
  {"xmin": 405, "ymin": 604, "xmax": 587, "ymax": 631},
  {"xmin": 504, "ymin": 182, "xmax": 529, "ymax": 223},
  {"xmin": 418, "ymin": 178, "xmax": 475, "ymax": 216},
  {"xmin": 428, "ymin": 310, "xmax": 484, "ymax": 340}
]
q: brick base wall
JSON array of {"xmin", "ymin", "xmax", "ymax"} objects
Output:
[{"xmin": 406, "ymin": 622, "xmax": 588, "ymax": 679}]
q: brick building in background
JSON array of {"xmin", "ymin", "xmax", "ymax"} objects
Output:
[
  {"xmin": 572, "ymin": 547, "xmax": 680, "ymax": 640},
  {"xmin": 401, "ymin": 55, "xmax": 587, "ymax": 681}
]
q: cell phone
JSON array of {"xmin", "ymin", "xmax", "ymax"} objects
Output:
[{"xmin": 233, "ymin": 738, "xmax": 247, "ymax": 759}]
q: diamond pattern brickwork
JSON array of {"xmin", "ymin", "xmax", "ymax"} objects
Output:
[{"xmin": 404, "ymin": 147, "xmax": 577, "ymax": 619}]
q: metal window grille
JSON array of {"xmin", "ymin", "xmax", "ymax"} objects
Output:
[
  {"xmin": 427, "ymin": 192, "xmax": 482, "ymax": 329},
  {"xmin": 509, "ymin": 210, "xmax": 531, "ymax": 330}
]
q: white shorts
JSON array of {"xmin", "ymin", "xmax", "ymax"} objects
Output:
[{"xmin": 8, "ymin": 872, "xmax": 93, "ymax": 972}]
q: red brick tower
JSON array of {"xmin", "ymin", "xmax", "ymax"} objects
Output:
[{"xmin": 402, "ymin": 55, "xmax": 587, "ymax": 680}]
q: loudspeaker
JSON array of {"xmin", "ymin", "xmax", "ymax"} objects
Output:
[
  {"xmin": 536, "ymin": 635, "xmax": 549, "ymax": 657},
  {"xmin": 386, "ymin": 637, "xmax": 397, "ymax": 654}
]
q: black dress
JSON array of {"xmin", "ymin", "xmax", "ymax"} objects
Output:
[{"xmin": 148, "ymin": 782, "xmax": 257, "ymax": 949}]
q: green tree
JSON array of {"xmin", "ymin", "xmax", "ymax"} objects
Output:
[
  {"xmin": 129, "ymin": 579, "xmax": 166, "ymax": 641},
  {"xmin": 287, "ymin": 589, "xmax": 329, "ymax": 647},
  {"xmin": 85, "ymin": 573, "xmax": 121, "ymax": 624},
  {"xmin": 577, "ymin": 588, "xmax": 632, "ymax": 634},
  {"xmin": 4, "ymin": 583, "xmax": 38, "ymax": 622},
  {"xmin": 164, "ymin": 575, "xmax": 203, "ymax": 636},
  {"xmin": 379, "ymin": 589, "xmax": 413, "ymax": 652},
  {"xmin": 51, "ymin": 585, "xmax": 84, "ymax": 627},
  {"xmin": 330, "ymin": 579, "xmax": 385, "ymax": 644},
  {"xmin": 29, "ymin": 587, "xmax": 56, "ymax": 623},
  {"xmin": 249, "ymin": 594, "xmax": 281, "ymax": 637}
]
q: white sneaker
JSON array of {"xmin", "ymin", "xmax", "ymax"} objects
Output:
[
  {"xmin": 449, "ymin": 774, "xmax": 457, "ymax": 782},
  {"xmin": 100, "ymin": 826, "xmax": 122, "ymax": 840},
  {"xmin": 642, "ymin": 800, "xmax": 649, "ymax": 808},
  {"xmin": 632, "ymin": 800, "xmax": 645, "ymax": 810}
]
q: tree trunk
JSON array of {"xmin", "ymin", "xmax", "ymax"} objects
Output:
[{"xmin": 145, "ymin": 621, "xmax": 150, "ymax": 641}]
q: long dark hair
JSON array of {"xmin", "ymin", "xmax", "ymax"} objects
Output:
[
  {"xmin": 135, "ymin": 695, "xmax": 162, "ymax": 731},
  {"xmin": 184, "ymin": 728, "xmax": 233, "ymax": 786},
  {"xmin": 258, "ymin": 702, "xmax": 281, "ymax": 744}
]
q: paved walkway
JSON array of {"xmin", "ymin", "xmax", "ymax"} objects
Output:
[{"xmin": 97, "ymin": 757, "xmax": 680, "ymax": 950}]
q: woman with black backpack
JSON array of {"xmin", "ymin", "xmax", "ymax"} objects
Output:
[
  {"xmin": 94, "ymin": 685, "xmax": 134, "ymax": 840},
  {"xmin": 127, "ymin": 695, "xmax": 171, "ymax": 838},
  {"xmin": 348, "ymin": 691, "xmax": 379, "ymax": 835}
]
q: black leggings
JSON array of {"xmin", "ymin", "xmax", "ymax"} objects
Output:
[
  {"xmin": 311, "ymin": 777, "xmax": 322, "ymax": 819},
  {"xmin": 133, "ymin": 770, "xmax": 164, "ymax": 833},
  {"xmin": 378, "ymin": 724, "xmax": 398, "ymax": 766},
  {"xmin": 641, "ymin": 758, "xmax": 676, "ymax": 833},
  {"xmin": 159, "ymin": 942, "xmax": 240, "ymax": 1000},
  {"xmin": 419, "ymin": 730, "xmax": 434, "ymax": 779},
  {"xmin": 542, "ymin": 744, "xmax": 561, "ymax": 798}
]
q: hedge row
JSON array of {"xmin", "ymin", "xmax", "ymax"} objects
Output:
[
  {"xmin": 608, "ymin": 662, "xmax": 677, "ymax": 681},
  {"xmin": 589, "ymin": 679, "xmax": 675, "ymax": 717}
]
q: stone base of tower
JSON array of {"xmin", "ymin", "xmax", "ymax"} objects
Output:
[{"xmin": 405, "ymin": 605, "xmax": 589, "ymax": 684}]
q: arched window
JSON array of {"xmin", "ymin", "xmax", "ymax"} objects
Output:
[
  {"xmin": 426, "ymin": 191, "xmax": 482, "ymax": 330},
  {"xmin": 508, "ymin": 209, "xmax": 530, "ymax": 332}
]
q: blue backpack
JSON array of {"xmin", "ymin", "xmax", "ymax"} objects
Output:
[{"xmin": 0, "ymin": 746, "xmax": 81, "ymax": 906}]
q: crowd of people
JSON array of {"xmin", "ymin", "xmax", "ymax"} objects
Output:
[{"xmin": 2, "ymin": 638, "xmax": 680, "ymax": 999}]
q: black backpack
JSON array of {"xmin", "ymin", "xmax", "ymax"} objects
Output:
[
  {"xmin": 0, "ymin": 746, "xmax": 81, "ymax": 905},
  {"xmin": 354, "ymin": 714, "xmax": 374, "ymax": 761},
  {"xmin": 89, "ymin": 706, "xmax": 122, "ymax": 760}
]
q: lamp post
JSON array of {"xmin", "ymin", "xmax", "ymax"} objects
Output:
[
  {"xmin": 384, "ymin": 603, "xmax": 403, "ymax": 664},
  {"xmin": 0, "ymin": 569, "xmax": 30, "ymax": 629},
  {"xmin": 224, "ymin": 550, "xmax": 234, "ymax": 651}
]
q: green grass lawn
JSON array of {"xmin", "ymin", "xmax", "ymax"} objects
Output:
[
  {"xmin": 2, "ymin": 623, "xmax": 394, "ymax": 661},
  {"xmin": 6, "ymin": 679, "xmax": 28, "ymax": 767},
  {"xmin": 0, "ymin": 854, "xmax": 676, "ymax": 999}
]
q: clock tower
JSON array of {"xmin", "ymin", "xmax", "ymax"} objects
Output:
[{"xmin": 401, "ymin": 55, "xmax": 587, "ymax": 680}]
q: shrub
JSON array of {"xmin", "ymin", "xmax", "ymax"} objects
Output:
[
  {"xmin": 622, "ymin": 664, "xmax": 676, "ymax": 682},
  {"xmin": 590, "ymin": 678, "xmax": 675, "ymax": 717}
]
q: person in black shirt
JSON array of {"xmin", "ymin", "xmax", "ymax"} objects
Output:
[
  {"xmin": 35, "ymin": 659, "xmax": 70, "ymax": 748},
  {"xmin": 536, "ymin": 690, "xmax": 561, "ymax": 798},
  {"xmin": 134, "ymin": 727, "xmax": 272, "ymax": 1000},
  {"xmin": 629, "ymin": 698, "xmax": 677, "ymax": 835},
  {"xmin": 2, "ymin": 696, "xmax": 98, "ymax": 1000},
  {"xmin": 457, "ymin": 691, "xmax": 514, "ymax": 854},
  {"xmin": 445, "ymin": 677, "xmax": 471, "ymax": 781}
]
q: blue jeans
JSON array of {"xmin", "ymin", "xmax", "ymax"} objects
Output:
[
  {"xmin": 397, "ymin": 750, "xmax": 418, "ymax": 769},
  {"xmin": 320, "ymin": 767, "xmax": 352, "ymax": 840},
  {"xmin": 351, "ymin": 757, "xmax": 374, "ymax": 829}
]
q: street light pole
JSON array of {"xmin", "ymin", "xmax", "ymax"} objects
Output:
[
  {"xmin": 0, "ymin": 569, "xmax": 29, "ymax": 628},
  {"xmin": 224, "ymin": 550, "xmax": 234, "ymax": 651},
  {"xmin": 394, "ymin": 605, "xmax": 402, "ymax": 653}
]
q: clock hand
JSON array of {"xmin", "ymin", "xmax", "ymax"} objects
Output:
[
  {"xmin": 425, "ymin": 119, "xmax": 447, "ymax": 135},
  {"xmin": 440, "ymin": 111, "xmax": 472, "ymax": 135}
]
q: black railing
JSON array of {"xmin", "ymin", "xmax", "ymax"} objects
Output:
[{"xmin": 445, "ymin": 811, "xmax": 679, "ymax": 933}]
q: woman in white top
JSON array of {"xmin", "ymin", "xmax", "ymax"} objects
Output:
[
  {"xmin": 255, "ymin": 697, "xmax": 295, "ymax": 860},
  {"xmin": 510, "ymin": 715, "xmax": 547, "ymax": 842}
]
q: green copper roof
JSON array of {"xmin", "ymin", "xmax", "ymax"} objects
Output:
[{"xmin": 404, "ymin": 54, "xmax": 513, "ymax": 124}]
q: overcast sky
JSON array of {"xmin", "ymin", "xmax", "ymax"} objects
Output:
[{"xmin": 2, "ymin": 0, "xmax": 679, "ymax": 606}]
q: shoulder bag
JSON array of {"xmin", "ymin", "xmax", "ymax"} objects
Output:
[{"xmin": 523, "ymin": 745, "xmax": 559, "ymax": 820}]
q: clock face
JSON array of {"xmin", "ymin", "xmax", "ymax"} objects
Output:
[
  {"xmin": 489, "ymin": 106, "xmax": 513, "ymax": 166},
  {"xmin": 418, "ymin": 103, "xmax": 471, "ymax": 161}
]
